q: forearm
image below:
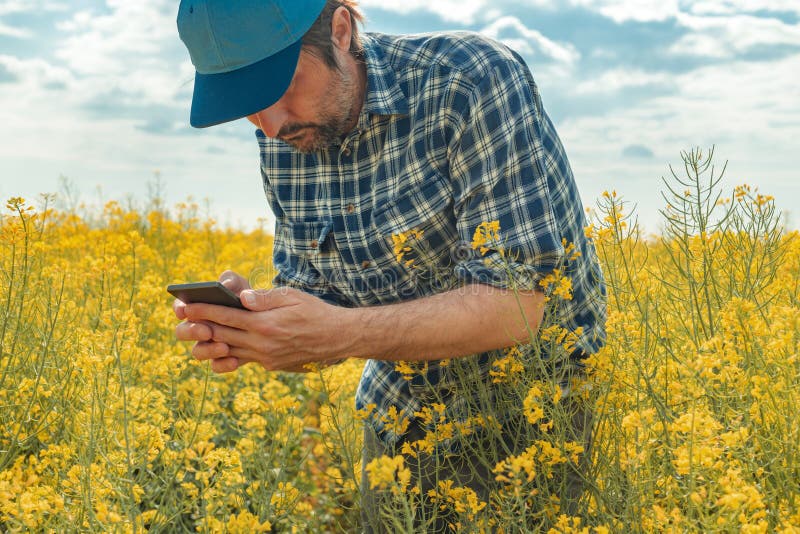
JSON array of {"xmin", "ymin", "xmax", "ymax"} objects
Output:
[{"xmin": 341, "ymin": 284, "xmax": 545, "ymax": 362}]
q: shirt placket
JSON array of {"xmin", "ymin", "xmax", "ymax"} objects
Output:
[{"xmin": 334, "ymin": 121, "xmax": 371, "ymax": 301}]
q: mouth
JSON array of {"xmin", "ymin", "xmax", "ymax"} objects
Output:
[
  {"xmin": 282, "ymin": 132, "xmax": 305, "ymax": 142},
  {"xmin": 279, "ymin": 126, "xmax": 313, "ymax": 143}
]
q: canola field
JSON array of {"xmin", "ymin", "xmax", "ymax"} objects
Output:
[{"xmin": 1, "ymin": 149, "xmax": 799, "ymax": 532}]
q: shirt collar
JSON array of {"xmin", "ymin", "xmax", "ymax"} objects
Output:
[{"xmin": 361, "ymin": 33, "xmax": 409, "ymax": 117}]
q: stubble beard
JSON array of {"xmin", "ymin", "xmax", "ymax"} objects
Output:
[{"xmin": 282, "ymin": 68, "xmax": 359, "ymax": 154}]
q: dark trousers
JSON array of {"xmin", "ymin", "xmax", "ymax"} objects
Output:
[{"xmin": 360, "ymin": 397, "xmax": 593, "ymax": 533}]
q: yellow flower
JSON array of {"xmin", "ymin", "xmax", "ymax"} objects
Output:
[
  {"xmin": 391, "ymin": 228, "xmax": 423, "ymax": 265},
  {"xmin": 523, "ymin": 383, "xmax": 546, "ymax": 426},
  {"xmin": 354, "ymin": 403, "xmax": 377, "ymax": 421},
  {"xmin": 471, "ymin": 220, "xmax": 501, "ymax": 255},
  {"xmin": 380, "ymin": 405, "xmax": 410, "ymax": 436},
  {"xmin": 364, "ymin": 455, "xmax": 411, "ymax": 494},
  {"xmin": 271, "ymin": 481, "xmax": 301, "ymax": 515},
  {"xmin": 233, "ymin": 388, "xmax": 266, "ymax": 415},
  {"xmin": 539, "ymin": 269, "xmax": 574, "ymax": 300},
  {"xmin": 548, "ymin": 514, "xmax": 590, "ymax": 533},
  {"xmin": 394, "ymin": 360, "xmax": 424, "ymax": 380},
  {"xmin": 493, "ymin": 444, "xmax": 538, "ymax": 485},
  {"xmin": 427, "ymin": 479, "xmax": 486, "ymax": 520},
  {"xmin": 489, "ymin": 347, "xmax": 525, "ymax": 383},
  {"xmin": 535, "ymin": 440, "xmax": 567, "ymax": 473},
  {"xmin": 225, "ymin": 511, "xmax": 272, "ymax": 533}
]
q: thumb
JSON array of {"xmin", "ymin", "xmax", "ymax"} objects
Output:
[
  {"xmin": 239, "ymin": 287, "xmax": 296, "ymax": 311},
  {"xmin": 219, "ymin": 270, "xmax": 250, "ymax": 295}
]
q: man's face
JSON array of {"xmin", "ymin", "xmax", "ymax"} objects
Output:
[{"xmin": 246, "ymin": 49, "xmax": 359, "ymax": 153}]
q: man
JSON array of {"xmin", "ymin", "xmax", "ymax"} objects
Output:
[{"xmin": 175, "ymin": 0, "xmax": 606, "ymax": 531}]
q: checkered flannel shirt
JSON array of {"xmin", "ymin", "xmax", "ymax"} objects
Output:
[{"xmin": 256, "ymin": 32, "xmax": 606, "ymax": 445}]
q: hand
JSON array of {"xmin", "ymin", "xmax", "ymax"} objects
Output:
[
  {"xmin": 173, "ymin": 270, "xmax": 253, "ymax": 372},
  {"xmin": 175, "ymin": 280, "xmax": 352, "ymax": 373}
]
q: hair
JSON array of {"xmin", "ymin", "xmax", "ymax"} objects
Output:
[{"xmin": 301, "ymin": 0, "xmax": 365, "ymax": 69}]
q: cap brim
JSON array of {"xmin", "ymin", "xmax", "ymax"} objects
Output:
[{"xmin": 189, "ymin": 39, "xmax": 302, "ymax": 128}]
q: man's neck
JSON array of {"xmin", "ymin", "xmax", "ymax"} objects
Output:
[{"xmin": 346, "ymin": 58, "xmax": 368, "ymax": 133}]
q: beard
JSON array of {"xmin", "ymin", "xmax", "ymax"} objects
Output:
[{"xmin": 277, "ymin": 67, "xmax": 360, "ymax": 154}]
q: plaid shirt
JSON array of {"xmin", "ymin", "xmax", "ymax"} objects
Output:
[{"xmin": 256, "ymin": 32, "xmax": 606, "ymax": 444}]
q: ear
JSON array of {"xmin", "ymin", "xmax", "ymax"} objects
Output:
[{"xmin": 330, "ymin": 6, "xmax": 353, "ymax": 52}]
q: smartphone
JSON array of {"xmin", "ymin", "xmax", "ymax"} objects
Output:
[{"xmin": 167, "ymin": 281, "xmax": 245, "ymax": 309}]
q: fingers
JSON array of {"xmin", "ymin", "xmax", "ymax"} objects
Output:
[
  {"xmin": 183, "ymin": 303, "xmax": 258, "ymax": 332},
  {"xmin": 173, "ymin": 298, "xmax": 187, "ymax": 320},
  {"xmin": 209, "ymin": 356, "xmax": 241, "ymax": 374},
  {"xmin": 210, "ymin": 323, "xmax": 261, "ymax": 351},
  {"xmin": 192, "ymin": 339, "xmax": 305, "ymax": 374},
  {"xmin": 191, "ymin": 340, "xmax": 230, "ymax": 360},
  {"xmin": 191, "ymin": 340, "xmax": 283, "ymax": 372},
  {"xmin": 175, "ymin": 320, "xmax": 213, "ymax": 342},
  {"xmin": 190, "ymin": 337, "xmax": 264, "ymax": 364},
  {"xmin": 192, "ymin": 344, "xmax": 256, "ymax": 374},
  {"xmin": 206, "ymin": 354, "xmax": 260, "ymax": 374},
  {"xmin": 178, "ymin": 317, "xmax": 261, "ymax": 355}
]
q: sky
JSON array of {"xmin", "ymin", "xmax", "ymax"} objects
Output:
[{"xmin": 1, "ymin": 0, "xmax": 798, "ymax": 232}]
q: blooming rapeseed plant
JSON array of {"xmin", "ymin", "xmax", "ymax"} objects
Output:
[
  {"xmin": 364, "ymin": 455, "xmax": 411, "ymax": 494},
  {"xmin": 2, "ymin": 148, "xmax": 798, "ymax": 531}
]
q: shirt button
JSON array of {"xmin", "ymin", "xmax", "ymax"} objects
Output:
[
  {"xmin": 361, "ymin": 260, "xmax": 372, "ymax": 269},
  {"xmin": 342, "ymin": 147, "xmax": 351, "ymax": 157},
  {"xmin": 346, "ymin": 203, "xmax": 355, "ymax": 214},
  {"xmin": 310, "ymin": 239, "xmax": 318, "ymax": 249}
]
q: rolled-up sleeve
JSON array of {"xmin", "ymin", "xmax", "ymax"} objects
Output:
[{"xmin": 447, "ymin": 58, "xmax": 565, "ymax": 291}]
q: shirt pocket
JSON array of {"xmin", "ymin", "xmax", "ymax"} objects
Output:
[
  {"xmin": 272, "ymin": 218, "xmax": 334, "ymax": 289},
  {"xmin": 370, "ymin": 171, "xmax": 459, "ymax": 277}
]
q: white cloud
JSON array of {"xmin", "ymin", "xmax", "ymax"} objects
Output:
[
  {"xmin": 360, "ymin": 0, "xmax": 488, "ymax": 25},
  {"xmin": 0, "ymin": 0, "xmax": 66, "ymax": 38},
  {"xmin": 52, "ymin": 0, "xmax": 184, "ymax": 106},
  {"xmin": 559, "ymin": 51, "xmax": 800, "ymax": 230},
  {"xmin": 480, "ymin": 16, "xmax": 580, "ymax": 64},
  {"xmin": 0, "ymin": 20, "xmax": 29, "ymax": 37},
  {"xmin": 55, "ymin": 1, "xmax": 177, "ymax": 71},
  {"xmin": 671, "ymin": 13, "xmax": 800, "ymax": 57},
  {"xmin": 0, "ymin": 1, "xmax": 184, "ymax": 107},
  {"xmin": 559, "ymin": 0, "xmax": 797, "ymax": 23},
  {"xmin": 366, "ymin": 0, "xmax": 800, "ymax": 62},
  {"xmin": 586, "ymin": 0, "xmax": 682, "ymax": 23},
  {"xmin": 689, "ymin": 1, "xmax": 800, "ymax": 16},
  {"xmin": 573, "ymin": 68, "xmax": 673, "ymax": 94},
  {"xmin": 0, "ymin": 1, "xmax": 67, "ymax": 16},
  {"xmin": 515, "ymin": 0, "xmax": 800, "ymax": 25},
  {"xmin": 0, "ymin": 54, "xmax": 75, "ymax": 87},
  {"xmin": 668, "ymin": 33, "xmax": 729, "ymax": 57},
  {"xmin": 527, "ymin": 1, "xmax": 800, "ymax": 60}
]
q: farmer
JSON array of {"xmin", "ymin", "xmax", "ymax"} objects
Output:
[{"xmin": 174, "ymin": 0, "xmax": 606, "ymax": 531}]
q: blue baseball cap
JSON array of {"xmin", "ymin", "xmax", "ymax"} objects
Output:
[{"xmin": 177, "ymin": 0, "xmax": 327, "ymax": 128}]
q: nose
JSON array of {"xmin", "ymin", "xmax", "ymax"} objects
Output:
[{"xmin": 248, "ymin": 106, "xmax": 288, "ymax": 138}]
